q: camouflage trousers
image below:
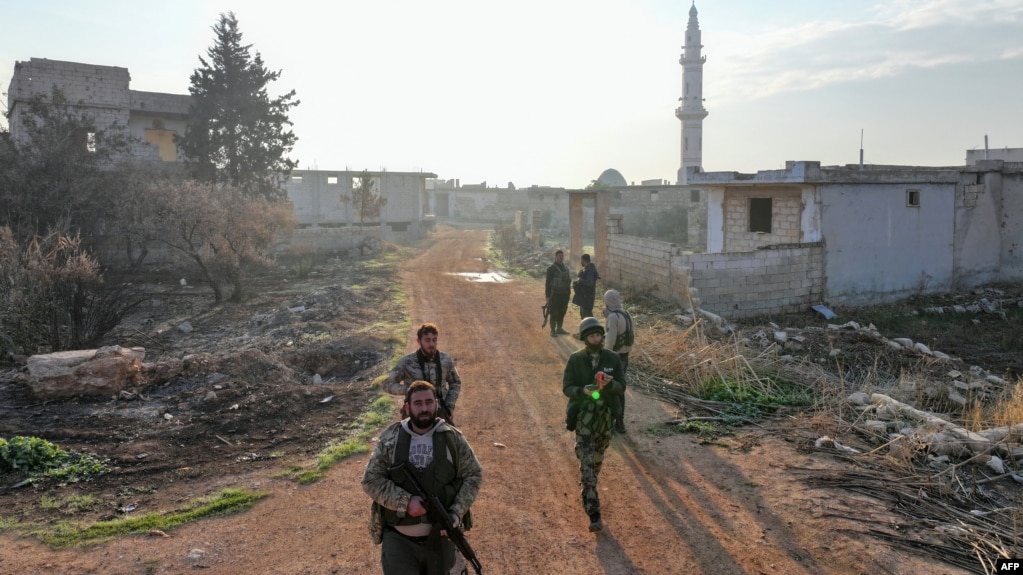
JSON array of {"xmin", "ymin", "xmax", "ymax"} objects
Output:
[{"xmin": 574, "ymin": 408, "xmax": 613, "ymax": 517}]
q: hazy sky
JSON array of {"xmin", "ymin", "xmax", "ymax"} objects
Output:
[{"xmin": 2, "ymin": 0, "xmax": 1021, "ymax": 188}]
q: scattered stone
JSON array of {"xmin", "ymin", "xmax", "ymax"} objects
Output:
[
  {"xmin": 847, "ymin": 392, "xmax": 871, "ymax": 406},
  {"xmin": 986, "ymin": 455, "xmax": 1006, "ymax": 475}
]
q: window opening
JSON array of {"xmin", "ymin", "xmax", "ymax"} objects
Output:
[{"xmin": 749, "ymin": 197, "xmax": 772, "ymax": 233}]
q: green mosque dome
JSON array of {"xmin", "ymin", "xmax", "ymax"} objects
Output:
[{"xmin": 596, "ymin": 168, "xmax": 627, "ymax": 187}]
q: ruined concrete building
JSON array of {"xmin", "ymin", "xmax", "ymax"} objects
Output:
[
  {"xmin": 6, "ymin": 58, "xmax": 434, "ymax": 250},
  {"xmin": 7, "ymin": 58, "xmax": 190, "ymax": 163}
]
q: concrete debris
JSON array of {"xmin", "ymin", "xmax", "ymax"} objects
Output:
[
  {"xmin": 811, "ymin": 304, "xmax": 836, "ymax": 320},
  {"xmin": 814, "ymin": 435, "xmax": 860, "ymax": 454},
  {"xmin": 25, "ymin": 346, "xmax": 146, "ymax": 400}
]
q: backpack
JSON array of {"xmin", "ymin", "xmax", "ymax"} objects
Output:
[{"xmin": 610, "ymin": 309, "xmax": 634, "ymax": 351}]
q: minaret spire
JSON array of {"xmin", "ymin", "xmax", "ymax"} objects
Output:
[{"xmin": 675, "ymin": 2, "xmax": 709, "ymax": 184}]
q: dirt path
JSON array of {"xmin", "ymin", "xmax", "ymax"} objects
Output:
[{"xmin": 0, "ymin": 226, "xmax": 971, "ymax": 575}]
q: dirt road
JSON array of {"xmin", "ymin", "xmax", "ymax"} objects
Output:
[{"xmin": 1, "ymin": 226, "xmax": 969, "ymax": 574}]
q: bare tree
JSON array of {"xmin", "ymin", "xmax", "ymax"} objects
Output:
[
  {"xmin": 150, "ymin": 179, "xmax": 295, "ymax": 303},
  {"xmin": 340, "ymin": 170, "xmax": 387, "ymax": 255}
]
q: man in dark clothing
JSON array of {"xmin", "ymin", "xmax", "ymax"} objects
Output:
[
  {"xmin": 545, "ymin": 250, "xmax": 572, "ymax": 337},
  {"xmin": 562, "ymin": 317, "xmax": 624, "ymax": 533},
  {"xmin": 571, "ymin": 253, "xmax": 599, "ymax": 319}
]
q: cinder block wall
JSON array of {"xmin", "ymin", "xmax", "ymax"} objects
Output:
[
  {"xmin": 684, "ymin": 244, "xmax": 824, "ymax": 318},
  {"xmin": 606, "ymin": 218, "xmax": 687, "ymax": 300},
  {"xmin": 608, "ymin": 217, "xmax": 824, "ymax": 318},
  {"xmin": 724, "ymin": 189, "xmax": 802, "ymax": 251},
  {"xmin": 8, "ymin": 59, "xmax": 131, "ymax": 141}
]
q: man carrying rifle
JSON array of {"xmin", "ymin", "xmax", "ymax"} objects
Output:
[
  {"xmin": 363, "ymin": 380, "xmax": 484, "ymax": 575},
  {"xmin": 382, "ymin": 323, "xmax": 462, "ymax": 425}
]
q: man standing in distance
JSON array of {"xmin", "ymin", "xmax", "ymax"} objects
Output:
[
  {"xmin": 572, "ymin": 254, "xmax": 600, "ymax": 319},
  {"xmin": 383, "ymin": 323, "xmax": 462, "ymax": 425},
  {"xmin": 563, "ymin": 317, "xmax": 624, "ymax": 533},
  {"xmin": 363, "ymin": 381, "xmax": 483, "ymax": 574},
  {"xmin": 545, "ymin": 250, "xmax": 572, "ymax": 337}
]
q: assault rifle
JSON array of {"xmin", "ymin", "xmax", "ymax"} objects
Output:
[
  {"xmin": 541, "ymin": 304, "xmax": 550, "ymax": 328},
  {"xmin": 389, "ymin": 460, "xmax": 483, "ymax": 575}
]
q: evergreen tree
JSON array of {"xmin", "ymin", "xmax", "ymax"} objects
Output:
[{"xmin": 178, "ymin": 12, "xmax": 299, "ymax": 201}]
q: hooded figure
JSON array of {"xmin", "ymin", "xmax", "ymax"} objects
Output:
[{"xmin": 603, "ymin": 289, "xmax": 633, "ymax": 434}]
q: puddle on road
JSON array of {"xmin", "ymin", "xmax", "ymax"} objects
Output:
[{"xmin": 449, "ymin": 272, "xmax": 513, "ymax": 283}]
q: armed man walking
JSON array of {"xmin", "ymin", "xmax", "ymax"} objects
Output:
[
  {"xmin": 382, "ymin": 323, "xmax": 462, "ymax": 426},
  {"xmin": 603, "ymin": 289, "xmax": 634, "ymax": 434},
  {"xmin": 362, "ymin": 381, "xmax": 484, "ymax": 575},
  {"xmin": 562, "ymin": 317, "xmax": 624, "ymax": 533},
  {"xmin": 544, "ymin": 249, "xmax": 572, "ymax": 337}
]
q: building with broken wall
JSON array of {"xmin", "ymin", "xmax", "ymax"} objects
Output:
[
  {"xmin": 601, "ymin": 159, "xmax": 1023, "ymax": 318},
  {"xmin": 5, "ymin": 58, "xmax": 434, "ymax": 256},
  {"xmin": 7, "ymin": 58, "xmax": 190, "ymax": 163}
]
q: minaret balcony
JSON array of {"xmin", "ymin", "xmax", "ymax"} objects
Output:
[{"xmin": 675, "ymin": 106, "xmax": 709, "ymax": 121}]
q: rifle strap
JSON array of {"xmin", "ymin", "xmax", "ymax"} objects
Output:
[{"xmin": 416, "ymin": 350, "xmax": 445, "ymax": 403}]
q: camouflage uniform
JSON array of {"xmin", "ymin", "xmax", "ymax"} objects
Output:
[
  {"xmin": 383, "ymin": 350, "xmax": 462, "ymax": 415},
  {"xmin": 562, "ymin": 347, "xmax": 624, "ymax": 525},
  {"xmin": 362, "ymin": 419, "xmax": 482, "ymax": 575}
]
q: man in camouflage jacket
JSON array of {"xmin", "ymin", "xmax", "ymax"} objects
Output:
[
  {"xmin": 562, "ymin": 317, "xmax": 624, "ymax": 533},
  {"xmin": 363, "ymin": 381, "xmax": 483, "ymax": 574},
  {"xmin": 383, "ymin": 323, "xmax": 462, "ymax": 425}
]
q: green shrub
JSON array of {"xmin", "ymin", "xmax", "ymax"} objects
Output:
[
  {"xmin": 0, "ymin": 436, "xmax": 66, "ymax": 474},
  {"xmin": 0, "ymin": 436, "xmax": 108, "ymax": 483}
]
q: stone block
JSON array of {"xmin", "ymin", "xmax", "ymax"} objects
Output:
[{"xmin": 26, "ymin": 345, "xmax": 145, "ymax": 400}]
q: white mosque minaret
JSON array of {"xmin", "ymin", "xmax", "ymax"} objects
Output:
[{"xmin": 675, "ymin": 2, "xmax": 708, "ymax": 185}]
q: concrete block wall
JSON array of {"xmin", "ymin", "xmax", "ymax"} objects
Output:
[
  {"xmin": 724, "ymin": 189, "xmax": 802, "ymax": 251},
  {"xmin": 683, "ymin": 243, "xmax": 824, "ymax": 318},
  {"xmin": 606, "ymin": 231, "xmax": 686, "ymax": 299},
  {"xmin": 8, "ymin": 59, "xmax": 131, "ymax": 142},
  {"xmin": 608, "ymin": 216, "xmax": 824, "ymax": 318}
]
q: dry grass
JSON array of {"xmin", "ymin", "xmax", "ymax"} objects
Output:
[{"xmin": 964, "ymin": 378, "xmax": 1023, "ymax": 431}]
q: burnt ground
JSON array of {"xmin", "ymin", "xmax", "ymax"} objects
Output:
[
  {"xmin": 0, "ymin": 250, "xmax": 404, "ymax": 524},
  {"xmin": 0, "ymin": 225, "xmax": 1020, "ymax": 575}
]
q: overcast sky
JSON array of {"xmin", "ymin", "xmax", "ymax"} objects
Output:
[{"xmin": 3, "ymin": 0, "xmax": 1021, "ymax": 188}]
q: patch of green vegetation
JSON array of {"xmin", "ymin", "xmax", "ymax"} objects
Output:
[
  {"xmin": 284, "ymin": 394, "xmax": 397, "ymax": 485},
  {"xmin": 117, "ymin": 486, "xmax": 156, "ymax": 498},
  {"xmin": 698, "ymin": 377, "xmax": 813, "ymax": 416},
  {"xmin": 296, "ymin": 331, "xmax": 336, "ymax": 345},
  {"xmin": 0, "ymin": 436, "xmax": 109, "ymax": 485},
  {"xmin": 293, "ymin": 255, "xmax": 315, "ymax": 279},
  {"xmin": 40, "ymin": 494, "xmax": 99, "ymax": 516},
  {"xmin": 9, "ymin": 488, "xmax": 268, "ymax": 549},
  {"xmin": 658, "ymin": 378, "xmax": 817, "ymax": 438}
]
